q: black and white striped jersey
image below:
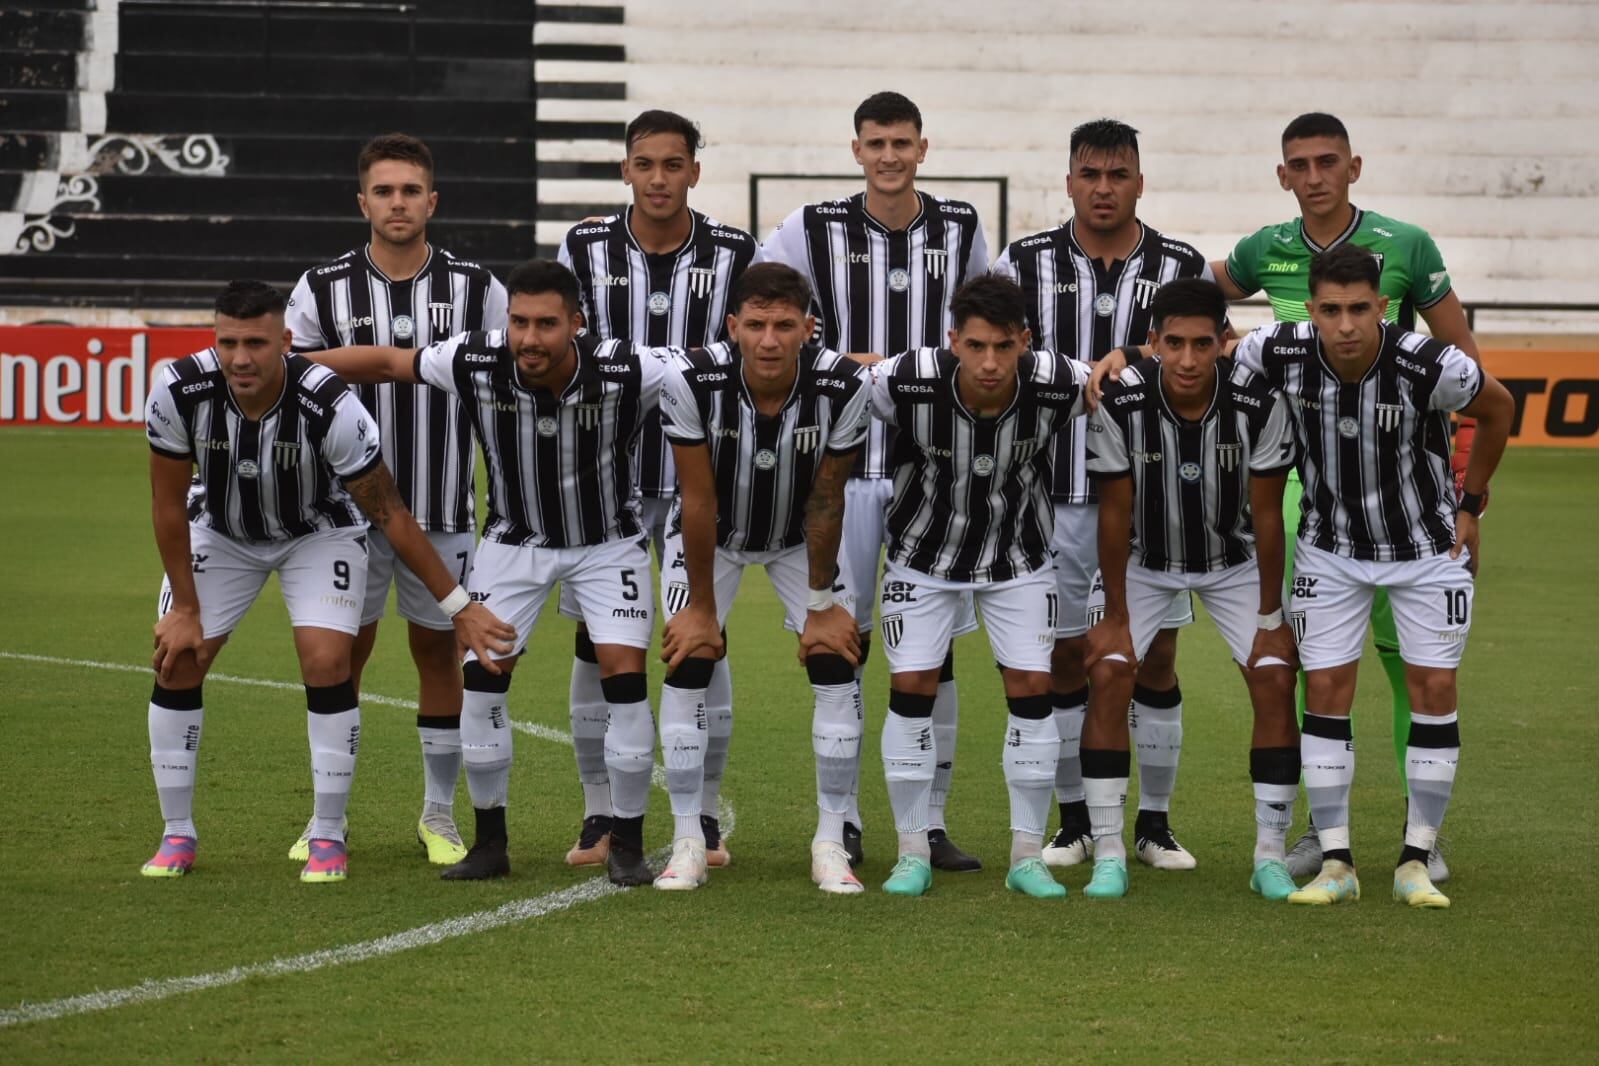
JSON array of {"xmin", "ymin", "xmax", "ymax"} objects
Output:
[
  {"xmin": 146, "ymin": 350, "xmax": 381, "ymax": 542},
  {"xmin": 414, "ymin": 331, "xmax": 670, "ymax": 549},
  {"xmin": 762, "ymin": 192, "xmax": 989, "ymax": 480},
  {"xmin": 1233, "ymin": 322, "xmax": 1484, "ymax": 562},
  {"xmin": 558, "ymin": 208, "xmax": 761, "ymax": 500},
  {"xmin": 659, "ymin": 342, "xmax": 871, "ymax": 553},
  {"xmin": 1087, "ymin": 356, "xmax": 1297, "ymax": 573},
  {"xmin": 993, "ymin": 221, "xmax": 1214, "ymax": 505},
  {"xmin": 870, "ymin": 348, "xmax": 1090, "ymax": 583},
  {"xmin": 285, "ymin": 245, "xmax": 507, "ymax": 533}
]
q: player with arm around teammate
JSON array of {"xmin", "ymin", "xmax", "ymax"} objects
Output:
[
  {"xmin": 653, "ymin": 262, "xmax": 870, "ymax": 893},
  {"xmin": 141, "ymin": 281, "xmax": 513, "ymax": 883},
  {"xmin": 1076, "ymin": 278, "xmax": 1301, "ymax": 901}
]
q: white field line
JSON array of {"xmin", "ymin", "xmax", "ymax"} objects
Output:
[{"xmin": 0, "ymin": 651, "xmax": 730, "ymax": 1029}]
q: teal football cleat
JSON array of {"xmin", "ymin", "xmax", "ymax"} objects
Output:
[
  {"xmin": 1004, "ymin": 856, "xmax": 1068, "ymax": 899},
  {"xmin": 1250, "ymin": 858, "xmax": 1297, "ymax": 901},
  {"xmin": 882, "ymin": 854, "xmax": 933, "ymax": 897},
  {"xmin": 1083, "ymin": 856, "xmax": 1129, "ymax": 899}
]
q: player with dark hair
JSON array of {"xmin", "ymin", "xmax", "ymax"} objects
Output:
[
  {"xmin": 868, "ymin": 274, "xmax": 1090, "ymax": 899},
  {"xmin": 141, "ymin": 281, "xmax": 513, "ymax": 883},
  {"xmin": 284, "ymin": 132, "xmax": 508, "ymax": 867}
]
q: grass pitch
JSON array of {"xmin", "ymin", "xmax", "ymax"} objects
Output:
[{"xmin": 0, "ymin": 427, "xmax": 1594, "ymax": 1062}]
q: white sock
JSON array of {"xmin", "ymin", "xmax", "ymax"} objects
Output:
[
  {"xmin": 461, "ymin": 683, "xmax": 513, "ymax": 809},
  {"xmin": 1130, "ymin": 687, "xmax": 1182, "ymax": 813},
  {"xmin": 1052, "ymin": 690, "xmax": 1087, "ymax": 805},
  {"xmin": 660, "ymin": 679, "xmax": 709, "ymax": 843},
  {"xmin": 1405, "ymin": 710, "xmax": 1460, "ymax": 853},
  {"xmin": 603, "ymin": 675, "xmax": 654, "ymax": 820},
  {"xmin": 1302, "ymin": 712, "xmax": 1354, "ymax": 850},
  {"xmin": 699, "ymin": 658, "xmax": 733, "ymax": 820},
  {"xmin": 416, "ymin": 715, "xmax": 461, "ymax": 816},
  {"xmin": 569, "ymin": 655, "xmax": 610, "ymax": 818},
  {"xmin": 928, "ymin": 678, "xmax": 958, "ymax": 830},
  {"xmin": 1084, "ymin": 774, "xmax": 1128, "ymax": 863},
  {"xmin": 149, "ymin": 694, "xmax": 202, "ymax": 839},
  {"xmin": 881, "ymin": 706, "xmax": 934, "ymax": 846},
  {"xmin": 1002, "ymin": 712, "xmax": 1058, "ymax": 840},
  {"xmin": 307, "ymin": 703, "xmax": 360, "ymax": 842},
  {"xmin": 1011, "ymin": 830, "xmax": 1044, "ymax": 865},
  {"xmin": 1253, "ymin": 782, "xmax": 1297, "ymax": 863},
  {"xmin": 812, "ymin": 681, "xmax": 863, "ymax": 847}
]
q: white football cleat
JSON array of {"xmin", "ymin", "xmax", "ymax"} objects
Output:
[
  {"xmin": 811, "ymin": 841, "xmax": 865, "ymax": 895},
  {"xmin": 1041, "ymin": 826, "xmax": 1093, "ymax": 868},
  {"xmin": 654, "ymin": 837, "xmax": 708, "ymax": 891},
  {"xmin": 1134, "ymin": 819, "xmax": 1198, "ymax": 870},
  {"xmin": 1285, "ymin": 826, "xmax": 1323, "ymax": 879}
]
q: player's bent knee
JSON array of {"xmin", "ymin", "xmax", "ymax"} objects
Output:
[
  {"xmin": 666, "ymin": 657, "xmax": 715, "ymax": 690},
  {"xmin": 1000, "ymin": 669, "xmax": 1053, "ymax": 699},
  {"xmin": 463, "ymin": 658, "xmax": 513, "ymax": 693},
  {"xmin": 595, "ymin": 643, "xmax": 647, "ymax": 676},
  {"xmin": 805, "ymin": 653, "xmax": 855, "ymax": 687},
  {"xmin": 1413, "ymin": 669, "xmax": 1459, "ymax": 714}
]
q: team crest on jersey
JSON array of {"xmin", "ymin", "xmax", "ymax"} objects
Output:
[
  {"xmin": 972, "ymin": 454, "xmax": 996, "ymax": 476},
  {"xmin": 1087, "ymin": 603, "xmax": 1105, "ymax": 627},
  {"xmin": 888, "ymin": 268, "xmax": 911, "ymax": 293},
  {"xmin": 235, "ymin": 459, "xmax": 260, "ymax": 479},
  {"xmin": 1290, "ymin": 610, "xmax": 1307, "ymax": 643},
  {"xmin": 1368, "ymin": 252, "xmax": 1385, "ymax": 272},
  {"xmin": 881, "ymin": 613, "xmax": 904, "ymax": 649},
  {"xmin": 1375, "ymin": 403, "xmax": 1402, "ymax": 431},
  {"xmin": 272, "ymin": 440, "xmax": 301, "ymax": 469},
  {"xmin": 688, "ymin": 267, "xmax": 717, "ymax": 299},
  {"xmin": 1011, "ymin": 439, "xmax": 1039, "ymax": 461},
  {"xmin": 1133, "ymin": 278, "xmax": 1160, "ymax": 309},
  {"xmin": 923, "ymin": 249, "xmax": 948, "ymax": 279},
  {"xmin": 428, "ymin": 302, "xmax": 454, "ymax": 335},
  {"xmin": 793, "ymin": 425, "xmax": 821, "ymax": 454},
  {"xmin": 648, "ymin": 291, "xmax": 671, "ymax": 316},
  {"xmin": 392, "ymin": 314, "xmax": 415, "ymax": 342},
  {"xmin": 666, "ymin": 581, "xmax": 692, "ymax": 615},
  {"xmin": 575, "ymin": 403, "xmax": 603, "ymax": 430},
  {"xmin": 1337, "ymin": 416, "xmax": 1360, "ymax": 439},
  {"xmin": 1094, "ymin": 293, "xmax": 1116, "ymax": 317},
  {"xmin": 1216, "ymin": 443, "xmax": 1242, "ymax": 472},
  {"xmin": 537, "ymin": 416, "xmax": 559, "ymax": 437},
  {"xmin": 754, "ymin": 449, "xmax": 778, "ymax": 470},
  {"xmin": 1179, "ymin": 461, "xmax": 1202, "ymax": 483}
]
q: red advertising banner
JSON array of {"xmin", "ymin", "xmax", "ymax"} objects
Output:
[{"xmin": 1, "ymin": 326, "xmax": 214, "ymax": 427}]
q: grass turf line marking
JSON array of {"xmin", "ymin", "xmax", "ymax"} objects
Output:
[{"xmin": 0, "ymin": 650, "xmax": 731, "ymax": 1028}]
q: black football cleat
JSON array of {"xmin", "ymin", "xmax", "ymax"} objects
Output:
[
  {"xmin": 606, "ymin": 834, "xmax": 654, "ymax": 887},
  {"xmin": 440, "ymin": 838, "xmax": 510, "ymax": 881},
  {"xmin": 843, "ymin": 822, "xmax": 865, "ymax": 867},
  {"xmin": 928, "ymin": 828, "xmax": 982, "ymax": 872}
]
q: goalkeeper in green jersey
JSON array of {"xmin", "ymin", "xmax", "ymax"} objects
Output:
[{"xmin": 1210, "ymin": 112, "xmax": 1482, "ymax": 883}]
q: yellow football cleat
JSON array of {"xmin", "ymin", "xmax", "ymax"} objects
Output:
[
  {"xmin": 417, "ymin": 814, "xmax": 468, "ymax": 865},
  {"xmin": 1393, "ymin": 859, "xmax": 1451, "ymax": 909},
  {"xmin": 1288, "ymin": 859, "xmax": 1361, "ymax": 905}
]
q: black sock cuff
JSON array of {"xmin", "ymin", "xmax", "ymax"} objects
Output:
[
  {"xmin": 1250, "ymin": 745, "xmax": 1302, "ymax": 785},
  {"xmin": 417, "ymin": 713, "xmax": 459, "ymax": 730},
  {"xmin": 1081, "ymin": 747, "xmax": 1132, "ymax": 778},
  {"xmin": 857, "ymin": 637, "xmax": 871, "ymax": 666},
  {"xmin": 665, "ymin": 657, "xmax": 715, "ymax": 689},
  {"xmin": 574, "ymin": 630, "xmax": 599, "ymax": 664},
  {"xmin": 463, "ymin": 660, "xmax": 512, "ymax": 694},
  {"xmin": 1006, "ymin": 693, "xmax": 1054, "ymax": 720},
  {"xmin": 1053, "ymin": 686, "xmax": 1089, "ymax": 711},
  {"xmin": 888, "ymin": 689, "xmax": 935, "ymax": 718},
  {"xmin": 1302, "ymin": 712, "xmax": 1353, "ymax": 741},
  {"xmin": 939, "ymin": 649, "xmax": 955, "ymax": 682},
  {"xmin": 1408, "ymin": 718, "xmax": 1461, "ymax": 748},
  {"xmin": 601, "ymin": 672, "xmax": 648, "ymax": 705},
  {"xmin": 1132, "ymin": 682, "xmax": 1182, "ymax": 708},
  {"xmin": 151, "ymin": 682, "xmax": 203, "ymax": 710},
  {"xmin": 305, "ymin": 680, "xmax": 357, "ymax": 714},
  {"xmin": 806, "ymin": 653, "xmax": 855, "ymax": 686}
]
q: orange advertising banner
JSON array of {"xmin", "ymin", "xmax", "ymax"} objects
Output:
[
  {"xmin": 1480, "ymin": 349, "xmax": 1599, "ymax": 448},
  {"xmin": 1, "ymin": 326, "xmax": 214, "ymax": 427}
]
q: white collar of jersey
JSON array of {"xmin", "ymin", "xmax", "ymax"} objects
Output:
[
  {"xmin": 1155, "ymin": 362, "xmax": 1221, "ymax": 426},
  {"xmin": 624, "ymin": 205, "xmax": 697, "ymax": 257},
  {"xmin": 1299, "ymin": 205, "xmax": 1363, "ymax": 254},
  {"xmin": 362, "ymin": 242, "xmax": 434, "ymax": 285},
  {"xmin": 1066, "ymin": 218, "xmax": 1148, "ymax": 266},
  {"xmin": 857, "ymin": 190, "xmax": 927, "ymax": 234}
]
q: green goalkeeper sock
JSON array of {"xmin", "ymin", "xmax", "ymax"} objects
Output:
[{"xmin": 1377, "ymin": 644, "xmax": 1412, "ymax": 791}]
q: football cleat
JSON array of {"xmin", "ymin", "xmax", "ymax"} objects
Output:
[
  {"xmin": 416, "ymin": 813, "xmax": 468, "ymax": 866},
  {"xmin": 299, "ymin": 838, "xmax": 348, "ymax": 884},
  {"xmin": 440, "ymin": 838, "xmax": 510, "ymax": 881},
  {"xmin": 564, "ymin": 815, "xmax": 612, "ymax": 867},
  {"xmin": 1288, "ymin": 859, "xmax": 1360, "ymax": 905},
  {"xmin": 1041, "ymin": 826, "xmax": 1093, "ymax": 868},
  {"xmin": 1082, "ymin": 857, "xmax": 1129, "ymax": 899},
  {"xmin": 289, "ymin": 815, "xmax": 346, "ymax": 862},
  {"xmin": 1134, "ymin": 814, "xmax": 1197, "ymax": 870},
  {"xmin": 654, "ymin": 838, "xmax": 708, "ymax": 892},
  {"xmin": 1004, "ymin": 856, "xmax": 1068, "ymax": 899},
  {"xmin": 1427, "ymin": 837, "xmax": 1451, "ymax": 884},
  {"xmin": 843, "ymin": 821, "xmax": 865, "ymax": 867},
  {"xmin": 141, "ymin": 835, "xmax": 197, "ymax": 878},
  {"xmin": 928, "ymin": 828, "xmax": 981, "ymax": 872},
  {"xmin": 701, "ymin": 814, "xmax": 731, "ymax": 868},
  {"xmin": 811, "ymin": 841, "xmax": 865, "ymax": 895},
  {"xmin": 1285, "ymin": 826, "xmax": 1323, "ymax": 879},
  {"xmin": 882, "ymin": 854, "xmax": 933, "ymax": 897},
  {"xmin": 1250, "ymin": 859, "xmax": 1298, "ymax": 901},
  {"xmin": 606, "ymin": 834, "xmax": 653, "ymax": 887},
  {"xmin": 1393, "ymin": 860, "xmax": 1450, "ymax": 909}
]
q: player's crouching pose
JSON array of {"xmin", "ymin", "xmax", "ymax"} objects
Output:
[
  {"xmin": 307, "ymin": 260, "xmax": 673, "ymax": 885},
  {"xmin": 871, "ymin": 274, "xmax": 1091, "ymax": 900},
  {"xmin": 142, "ymin": 281, "xmax": 513, "ymax": 883},
  {"xmin": 1078, "ymin": 279, "xmax": 1301, "ymax": 902},
  {"xmin": 1239, "ymin": 246, "xmax": 1511, "ymax": 909},
  {"xmin": 655, "ymin": 263, "xmax": 869, "ymax": 894}
]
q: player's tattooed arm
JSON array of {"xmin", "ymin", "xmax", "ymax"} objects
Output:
[
  {"xmin": 344, "ymin": 460, "xmax": 404, "ymax": 529},
  {"xmin": 803, "ymin": 451, "xmax": 854, "ymax": 590}
]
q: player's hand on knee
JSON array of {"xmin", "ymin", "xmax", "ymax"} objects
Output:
[
  {"xmin": 152, "ymin": 606, "xmax": 205, "ymax": 683},
  {"xmin": 1248, "ymin": 622, "xmax": 1298, "ymax": 672},
  {"xmin": 452, "ymin": 603, "xmax": 516, "ymax": 672},
  {"xmin": 1450, "ymin": 512, "xmax": 1480, "ymax": 577},
  {"xmin": 1084, "ymin": 616, "xmax": 1135, "ymax": 673},
  {"xmin": 797, "ymin": 604, "xmax": 861, "ymax": 667},
  {"xmin": 663, "ymin": 605, "xmax": 723, "ymax": 672}
]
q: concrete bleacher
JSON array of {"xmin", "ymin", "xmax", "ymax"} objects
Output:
[{"xmin": 536, "ymin": 0, "xmax": 1599, "ymax": 330}]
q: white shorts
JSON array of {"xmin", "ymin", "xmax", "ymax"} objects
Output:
[
  {"xmin": 1290, "ymin": 542, "xmax": 1474, "ymax": 671},
  {"xmin": 659, "ymin": 534, "xmax": 856, "ymax": 634},
  {"xmin": 158, "ymin": 524, "xmax": 369, "ymax": 639},
  {"xmin": 471, "ymin": 536, "xmax": 653, "ymax": 658},
  {"xmin": 843, "ymin": 477, "xmax": 977, "ymax": 638},
  {"xmin": 360, "ymin": 528, "xmax": 476, "ymax": 630},
  {"xmin": 878, "ymin": 561, "xmax": 1056, "ymax": 674},
  {"xmin": 1087, "ymin": 559, "xmax": 1267, "ymax": 667},
  {"xmin": 557, "ymin": 498, "xmax": 670, "ymax": 623},
  {"xmin": 1052, "ymin": 501, "xmax": 1192, "ymax": 638}
]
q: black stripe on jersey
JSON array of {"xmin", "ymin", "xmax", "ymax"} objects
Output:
[{"xmin": 383, "ymin": 274, "xmax": 418, "ymax": 515}]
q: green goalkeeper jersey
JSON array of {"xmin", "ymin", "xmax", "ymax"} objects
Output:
[{"xmin": 1224, "ymin": 206, "xmax": 1452, "ymax": 328}]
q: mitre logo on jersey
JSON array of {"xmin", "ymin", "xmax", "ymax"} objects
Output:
[
  {"xmin": 1375, "ymin": 403, "xmax": 1403, "ymax": 431},
  {"xmin": 648, "ymin": 291, "xmax": 671, "ymax": 316},
  {"xmin": 337, "ymin": 315, "xmax": 375, "ymax": 333},
  {"xmin": 1430, "ymin": 271, "xmax": 1449, "ymax": 293},
  {"xmin": 575, "ymin": 403, "xmax": 602, "ymax": 430},
  {"xmin": 833, "ymin": 251, "xmax": 870, "ymax": 265},
  {"xmin": 593, "ymin": 274, "xmax": 628, "ymax": 287},
  {"xmin": 391, "ymin": 315, "xmax": 415, "ymax": 342},
  {"xmin": 428, "ymin": 302, "xmax": 454, "ymax": 335},
  {"xmin": 793, "ymin": 425, "xmax": 821, "ymax": 453},
  {"xmin": 923, "ymin": 249, "xmax": 948, "ymax": 279},
  {"xmin": 689, "ymin": 267, "xmax": 717, "ymax": 299},
  {"xmin": 1133, "ymin": 278, "xmax": 1160, "ymax": 309}
]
